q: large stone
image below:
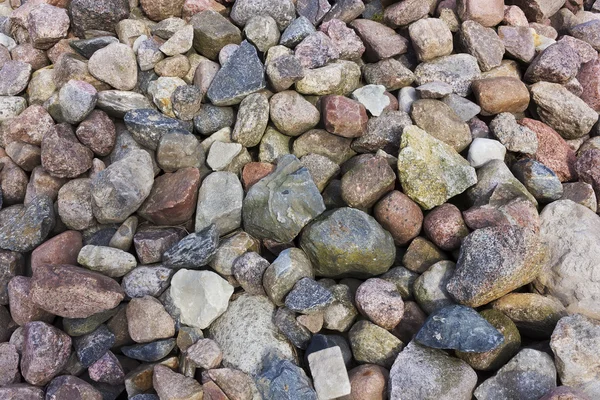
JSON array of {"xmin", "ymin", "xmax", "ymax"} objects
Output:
[
  {"xmin": 230, "ymin": 0, "xmax": 295, "ymax": 30},
  {"xmin": 153, "ymin": 365, "xmax": 203, "ymax": 400},
  {"xmin": 41, "ymin": 124, "xmax": 93, "ymax": 179},
  {"xmin": 124, "ymin": 109, "xmax": 185, "ymax": 151},
  {"xmin": 256, "ymin": 353, "xmax": 317, "ymax": 400},
  {"xmin": 397, "ymin": 126, "xmax": 477, "ymax": 210},
  {"xmin": 30, "ymin": 264, "xmax": 124, "ymax": 318},
  {"xmin": 410, "ymin": 99, "xmax": 472, "ymax": 152},
  {"xmin": 208, "ymin": 294, "xmax": 296, "ymax": 375},
  {"xmin": 534, "ymin": 200, "xmax": 600, "ymax": 319},
  {"xmin": 163, "ymin": 225, "xmax": 219, "ymax": 269},
  {"xmin": 191, "ymin": 10, "xmax": 242, "ymax": 61},
  {"xmin": 474, "ymin": 349, "xmax": 557, "ymax": 400},
  {"xmin": 243, "ymin": 155, "xmax": 325, "ymax": 243},
  {"xmin": 170, "ymin": 269, "xmax": 233, "ymax": 329},
  {"xmin": 21, "ymin": 322, "xmax": 71, "ymax": 386},
  {"xmin": 195, "ymin": 172, "xmax": 243, "ymax": 236},
  {"xmin": 68, "ymin": 0, "xmax": 129, "ymax": 37},
  {"xmin": 88, "ymin": 43, "xmax": 137, "ymax": 91},
  {"xmin": 308, "ymin": 346, "xmax": 351, "ymax": 399},
  {"xmin": 448, "ymin": 226, "xmax": 545, "ymax": 307},
  {"xmin": 531, "ymin": 81, "xmax": 598, "ymax": 139},
  {"xmin": 207, "ymin": 41, "xmax": 265, "ymax": 106},
  {"xmin": 300, "ymin": 207, "xmax": 395, "ymax": 278},
  {"xmin": 77, "ymin": 245, "xmax": 137, "ymax": 278},
  {"xmin": 389, "ymin": 341, "xmax": 477, "ymax": 400},
  {"xmin": 414, "ymin": 54, "xmax": 481, "ymax": 97},
  {"xmin": 91, "ymin": 150, "xmax": 154, "ymax": 224},
  {"xmin": 0, "ymin": 195, "xmax": 54, "ymax": 252}
]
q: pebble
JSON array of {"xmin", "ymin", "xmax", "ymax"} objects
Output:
[
  {"xmin": 296, "ymin": 60, "xmax": 361, "ymax": 96},
  {"xmin": 424, "ymin": 203, "xmax": 469, "ymax": 250},
  {"xmin": 472, "ymin": 77, "xmax": 530, "ymax": 115},
  {"xmin": 77, "ymin": 245, "xmax": 137, "ymax": 278},
  {"xmin": 127, "ymin": 295, "xmax": 175, "ymax": 343},
  {"xmin": 355, "ymin": 278, "xmax": 404, "ymax": 329},
  {"xmin": 374, "ymin": 190, "xmax": 423, "ymax": 245},
  {"xmin": 341, "ymin": 155, "xmax": 395, "ymax": 208},
  {"xmin": 21, "ymin": 321, "xmax": 71, "ymax": 385},
  {"xmin": 474, "ymin": 349, "xmax": 557, "ymax": 400},
  {"xmin": 512, "ymin": 159, "xmax": 563, "ymax": 203},
  {"xmin": 170, "ymin": 269, "xmax": 233, "ymax": 329},
  {"xmin": 285, "ymin": 277, "xmax": 334, "ymax": 314},
  {"xmin": 413, "ymin": 260, "xmax": 456, "ymax": 314},
  {"xmin": 0, "ymin": 61, "xmax": 31, "ymax": 96},
  {"xmin": 41, "ymin": 123, "xmax": 93, "ymax": 179},
  {"xmin": 270, "ymin": 90, "xmax": 320, "ymax": 137},
  {"xmin": 351, "ymin": 84, "xmax": 390, "ymax": 117},
  {"xmin": 122, "ymin": 338, "xmax": 176, "ymax": 362},
  {"xmin": 349, "ymin": 320, "xmax": 404, "ymax": 367},
  {"xmin": 411, "ymin": 98, "xmax": 472, "ymax": 152},
  {"xmin": 468, "ymin": 138, "xmax": 506, "ymax": 167}
]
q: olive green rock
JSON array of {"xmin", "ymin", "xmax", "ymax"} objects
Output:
[
  {"xmin": 380, "ymin": 266, "xmax": 419, "ymax": 300},
  {"xmin": 397, "ymin": 125, "xmax": 477, "ymax": 210},
  {"xmin": 191, "ymin": 11, "xmax": 242, "ymax": 61},
  {"xmin": 349, "ymin": 320, "xmax": 404, "ymax": 368},
  {"xmin": 300, "ymin": 207, "xmax": 396, "ymax": 278},
  {"xmin": 456, "ymin": 309, "xmax": 521, "ymax": 371}
]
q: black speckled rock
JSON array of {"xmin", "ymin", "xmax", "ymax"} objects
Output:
[
  {"xmin": 0, "ymin": 195, "xmax": 55, "ymax": 252},
  {"xmin": 512, "ymin": 159, "xmax": 563, "ymax": 203},
  {"xmin": 207, "ymin": 41, "xmax": 266, "ymax": 106},
  {"xmin": 243, "ymin": 154, "xmax": 325, "ymax": 243},
  {"xmin": 162, "ymin": 224, "xmax": 219, "ymax": 269},
  {"xmin": 73, "ymin": 324, "xmax": 115, "ymax": 368},
  {"xmin": 193, "ymin": 104, "xmax": 235, "ymax": 135},
  {"xmin": 415, "ymin": 305, "xmax": 504, "ymax": 352},
  {"xmin": 280, "ymin": 16, "xmax": 316, "ymax": 47},
  {"xmin": 300, "ymin": 207, "xmax": 396, "ymax": 278},
  {"xmin": 285, "ymin": 278, "xmax": 334, "ymax": 314},
  {"xmin": 69, "ymin": 37, "xmax": 120, "ymax": 59},
  {"xmin": 256, "ymin": 351, "xmax": 318, "ymax": 400},
  {"xmin": 121, "ymin": 338, "xmax": 176, "ymax": 362},
  {"xmin": 274, "ymin": 307, "xmax": 312, "ymax": 349},
  {"xmin": 69, "ymin": 0, "xmax": 130, "ymax": 37},
  {"xmin": 124, "ymin": 109, "xmax": 186, "ymax": 151}
]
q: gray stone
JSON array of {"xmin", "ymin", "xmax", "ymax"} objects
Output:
[
  {"xmin": 121, "ymin": 265, "xmax": 173, "ymax": 299},
  {"xmin": 413, "ymin": 261, "xmax": 456, "ymax": 314},
  {"xmin": 295, "ymin": 60, "xmax": 361, "ymax": 96},
  {"xmin": 232, "ymin": 92, "xmax": 269, "ymax": 147},
  {"xmin": 208, "ymin": 294, "xmax": 296, "ymax": 375},
  {"xmin": 308, "ymin": 346, "xmax": 351, "ymax": 399},
  {"xmin": 389, "ymin": 341, "xmax": 477, "ymax": 400},
  {"xmin": 206, "ymin": 141, "xmax": 242, "ymax": 171},
  {"xmin": 58, "ymin": 80, "xmax": 97, "ymax": 124},
  {"xmin": 323, "ymin": 284, "xmax": 359, "ymax": 332},
  {"xmin": 160, "ymin": 24, "xmax": 193, "ymax": 56},
  {"xmin": 534, "ymin": 200, "xmax": 600, "ymax": 319},
  {"xmin": 77, "ymin": 245, "xmax": 137, "ymax": 278},
  {"xmin": 209, "ymin": 231, "xmax": 259, "ymax": 276},
  {"xmin": 243, "ymin": 154, "xmax": 325, "ymax": 243},
  {"xmin": 274, "ymin": 307, "xmax": 312, "ymax": 349},
  {"xmin": 88, "ymin": 43, "xmax": 137, "ymax": 91},
  {"xmin": 351, "ymin": 110, "xmax": 412, "ymax": 155},
  {"xmin": 162, "ymin": 225, "xmax": 219, "ymax": 269},
  {"xmin": 195, "ymin": 172, "xmax": 243, "ymax": 236},
  {"xmin": 280, "ymin": 16, "xmax": 316, "ymax": 47},
  {"xmin": 207, "ymin": 41, "xmax": 265, "ymax": 106},
  {"xmin": 474, "ymin": 348, "xmax": 557, "ymax": 400},
  {"xmin": 490, "ymin": 112, "xmax": 538, "ymax": 154},
  {"xmin": 137, "ymin": 38, "xmax": 164, "ymax": 72},
  {"xmin": 70, "ymin": 36, "xmax": 120, "ymax": 59},
  {"xmin": 266, "ymin": 54, "xmax": 305, "ymax": 93},
  {"xmin": 285, "ymin": 277, "xmax": 334, "ymax": 314},
  {"xmin": 121, "ymin": 339, "xmax": 176, "ymax": 362},
  {"xmin": 416, "ymin": 305, "xmax": 504, "ymax": 352},
  {"xmin": 245, "ymin": 15, "xmax": 280, "ymax": 52},
  {"xmin": 171, "ymin": 85, "xmax": 202, "ymax": 121},
  {"xmin": 96, "ymin": 91, "xmax": 154, "ymax": 118},
  {"xmin": 68, "ymin": 0, "xmax": 129, "ymax": 37},
  {"xmin": 0, "ymin": 61, "xmax": 31, "ymax": 96},
  {"xmin": 156, "ymin": 132, "xmax": 204, "ymax": 173},
  {"xmin": 91, "ymin": 150, "xmax": 154, "ymax": 224},
  {"xmin": 193, "ymin": 104, "xmax": 235, "ymax": 135},
  {"xmin": 460, "ymin": 20, "xmax": 505, "ymax": 72},
  {"xmin": 0, "ymin": 195, "xmax": 54, "ymax": 252},
  {"xmin": 351, "ymin": 84, "xmax": 389, "ymax": 117},
  {"xmin": 257, "ymin": 353, "xmax": 317, "ymax": 400},
  {"xmin": 264, "ymin": 248, "xmax": 314, "ymax": 306},
  {"xmin": 414, "ymin": 54, "xmax": 482, "ymax": 96},
  {"xmin": 124, "ymin": 109, "xmax": 185, "ymax": 151},
  {"xmin": 512, "ymin": 159, "xmax": 563, "ymax": 203},
  {"xmin": 191, "ymin": 10, "xmax": 242, "ymax": 61},
  {"xmin": 231, "ymin": 0, "xmax": 295, "ymax": 30},
  {"xmin": 300, "ymin": 207, "xmax": 395, "ymax": 278},
  {"xmin": 570, "ymin": 20, "xmax": 600, "ymax": 51},
  {"xmin": 442, "ymin": 94, "xmax": 481, "ymax": 122}
]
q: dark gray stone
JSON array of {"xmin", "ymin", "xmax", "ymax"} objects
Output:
[
  {"xmin": 193, "ymin": 104, "xmax": 235, "ymax": 135},
  {"xmin": 256, "ymin": 351, "xmax": 318, "ymax": 400},
  {"xmin": 512, "ymin": 159, "xmax": 563, "ymax": 203},
  {"xmin": 63, "ymin": 307, "xmax": 120, "ymax": 337},
  {"xmin": 131, "ymin": 395, "xmax": 160, "ymax": 400},
  {"xmin": 121, "ymin": 338, "xmax": 176, "ymax": 362},
  {"xmin": 207, "ymin": 41, "xmax": 266, "ymax": 106},
  {"xmin": 280, "ymin": 16, "xmax": 316, "ymax": 48},
  {"xmin": 0, "ymin": 195, "xmax": 55, "ymax": 252},
  {"xmin": 85, "ymin": 228, "xmax": 118, "ymax": 247},
  {"xmin": 296, "ymin": 0, "xmax": 331, "ymax": 26},
  {"xmin": 300, "ymin": 207, "xmax": 396, "ymax": 278},
  {"xmin": 285, "ymin": 278, "xmax": 334, "ymax": 314},
  {"xmin": 243, "ymin": 154, "xmax": 325, "ymax": 243},
  {"xmin": 274, "ymin": 307, "xmax": 312, "ymax": 349},
  {"xmin": 162, "ymin": 224, "xmax": 219, "ymax": 269},
  {"xmin": 73, "ymin": 324, "xmax": 115, "ymax": 368},
  {"xmin": 69, "ymin": 36, "xmax": 120, "ymax": 59},
  {"xmin": 96, "ymin": 90, "xmax": 154, "ymax": 118},
  {"xmin": 124, "ymin": 109, "xmax": 186, "ymax": 150},
  {"xmin": 230, "ymin": 0, "xmax": 296, "ymax": 30},
  {"xmin": 69, "ymin": 0, "xmax": 130, "ymax": 37},
  {"xmin": 415, "ymin": 305, "xmax": 504, "ymax": 352}
]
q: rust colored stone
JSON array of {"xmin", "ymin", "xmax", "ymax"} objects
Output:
[
  {"xmin": 374, "ymin": 190, "xmax": 423, "ymax": 246},
  {"xmin": 8, "ymin": 276, "xmax": 54, "ymax": 326},
  {"xmin": 322, "ymin": 95, "xmax": 368, "ymax": 138},
  {"xmin": 30, "ymin": 230, "xmax": 82, "ymax": 272},
  {"xmin": 472, "ymin": 77, "xmax": 530, "ymax": 115},
  {"xmin": 241, "ymin": 162, "xmax": 275, "ymax": 191}
]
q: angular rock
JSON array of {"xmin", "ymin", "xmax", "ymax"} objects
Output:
[
  {"xmin": 127, "ymin": 296, "xmax": 174, "ymax": 344},
  {"xmin": 285, "ymin": 278, "xmax": 334, "ymax": 314},
  {"xmin": 195, "ymin": 172, "xmax": 243, "ymax": 236},
  {"xmin": 41, "ymin": 124, "xmax": 93, "ymax": 179},
  {"xmin": 0, "ymin": 195, "xmax": 54, "ymax": 252},
  {"xmin": 411, "ymin": 99, "xmax": 472, "ymax": 152},
  {"xmin": 460, "ymin": 20, "xmax": 505, "ymax": 72},
  {"xmin": 512, "ymin": 159, "xmax": 563, "ymax": 203},
  {"xmin": 153, "ymin": 365, "xmax": 203, "ymax": 400},
  {"xmin": 124, "ymin": 109, "xmax": 185, "ymax": 151},
  {"xmin": 490, "ymin": 113, "xmax": 538, "ymax": 154},
  {"xmin": 414, "ymin": 54, "xmax": 481, "ymax": 97},
  {"xmin": 73, "ymin": 324, "xmax": 115, "ymax": 368},
  {"xmin": 472, "ymin": 77, "xmax": 530, "ymax": 115},
  {"xmin": 355, "ymin": 278, "xmax": 404, "ymax": 330},
  {"xmin": 21, "ymin": 321, "xmax": 71, "ymax": 386},
  {"xmin": 308, "ymin": 346, "xmax": 351, "ymax": 399},
  {"xmin": 256, "ymin": 353, "xmax": 317, "ymax": 400},
  {"xmin": 45, "ymin": 375, "xmax": 102, "ymax": 400},
  {"xmin": 162, "ymin": 225, "xmax": 219, "ymax": 269},
  {"xmin": 77, "ymin": 245, "xmax": 137, "ymax": 278},
  {"xmin": 525, "ymin": 42, "xmax": 579, "ymax": 84}
]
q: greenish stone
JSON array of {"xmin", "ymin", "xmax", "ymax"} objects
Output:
[
  {"xmin": 300, "ymin": 207, "xmax": 396, "ymax": 278},
  {"xmin": 263, "ymin": 248, "xmax": 314, "ymax": 306},
  {"xmin": 63, "ymin": 307, "xmax": 120, "ymax": 337},
  {"xmin": 413, "ymin": 260, "xmax": 456, "ymax": 314},
  {"xmin": 397, "ymin": 125, "xmax": 477, "ymax": 210},
  {"xmin": 259, "ymin": 126, "xmax": 291, "ymax": 163},
  {"xmin": 348, "ymin": 320, "xmax": 404, "ymax": 368},
  {"xmin": 380, "ymin": 266, "xmax": 419, "ymax": 300},
  {"xmin": 456, "ymin": 309, "xmax": 521, "ymax": 371}
]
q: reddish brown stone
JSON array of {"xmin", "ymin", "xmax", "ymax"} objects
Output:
[
  {"xmin": 75, "ymin": 110, "xmax": 116, "ymax": 156},
  {"xmin": 383, "ymin": 91, "xmax": 399, "ymax": 111},
  {"xmin": 423, "ymin": 203, "xmax": 470, "ymax": 251},
  {"xmin": 45, "ymin": 375, "xmax": 103, "ymax": 400},
  {"xmin": 341, "ymin": 156, "xmax": 396, "ymax": 208},
  {"xmin": 538, "ymin": 386, "xmax": 591, "ymax": 400},
  {"xmin": 30, "ymin": 230, "xmax": 82, "ymax": 272},
  {"xmin": 241, "ymin": 162, "xmax": 275, "ymax": 191},
  {"xmin": 27, "ymin": 4, "xmax": 70, "ymax": 50},
  {"xmin": 10, "ymin": 44, "xmax": 50, "ymax": 71},
  {"xmin": 30, "ymin": 264, "xmax": 125, "ymax": 319},
  {"xmin": 8, "ymin": 276, "xmax": 54, "ymax": 326},
  {"xmin": 349, "ymin": 19, "xmax": 408, "ymax": 62},
  {"xmin": 41, "ymin": 123, "xmax": 93, "ymax": 179},
  {"xmin": 153, "ymin": 364, "xmax": 203, "ymax": 400},
  {"xmin": 0, "ymin": 157, "xmax": 28, "ymax": 205},
  {"xmin": 392, "ymin": 300, "xmax": 427, "ymax": 344},
  {"xmin": 186, "ymin": 338, "xmax": 223, "ymax": 369},
  {"xmin": 355, "ymin": 278, "xmax": 404, "ymax": 330},
  {"xmin": 138, "ymin": 167, "xmax": 201, "ymax": 226},
  {"xmin": 21, "ymin": 321, "xmax": 71, "ymax": 386},
  {"xmin": 374, "ymin": 191, "xmax": 423, "ymax": 246},
  {"xmin": 322, "ymin": 95, "xmax": 368, "ymax": 138},
  {"xmin": 89, "ymin": 351, "xmax": 125, "ymax": 385},
  {"xmin": 0, "ymin": 384, "xmax": 45, "ymax": 400},
  {"xmin": 472, "ymin": 77, "xmax": 530, "ymax": 115},
  {"xmin": 5, "ymin": 141, "xmax": 41, "ymax": 171},
  {"xmin": 0, "ymin": 250, "xmax": 25, "ymax": 305},
  {"xmin": 46, "ymin": 39, "xmax": 78, "ymax": 65},
  {"xmin": 457, "ymin": 0, "xmax": 504, "ymax": 27},
  {"xmin": 203, "ymin": 381, "xmax": 229, "ymax": 400},
  {"xmin": 0, "ymin": 343, "xmax": 20, "ymax": 386},
  {"xmin": 182, "ymin": 0, "xmax": 226, "ymax": 20},
  {"xmin": 140, "ymin": 0, "xmax": 185, "ymax": 21},
  {"xmin": 520, "ymin": 118, "xmax": 577, "ymax": 182},
  {"xmin": 578, "ymin": 56, "xmax": 600, "ymax": 112},
  {"xmin": 346, "ymin": 364, "xmax": 389, "ymax": 400},
  {"xmin": 24, "ymin": 166, "xmax": 67, "ymax": 206},
  {"xmin": 462, "ymin": 198, "xmax": 540, "ymax": 233},
  {"xmin": 134, "ymin": 227, "xmax": 186, "ymax": 265}
]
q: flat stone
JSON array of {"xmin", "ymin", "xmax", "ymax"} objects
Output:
[
  {"xmin": 243, "ymin": 154, "xmax": 325, "ymax": 243},
  {"xmin": 308, "ymin": 346, "xmax": 351, "ymax": 399},
  {"xmin": 69, "ymin": 36, "xmax": 120, "ymax": 59},
  {"xmin": 127, "ymin": 296, "xmax": 174, "ymax": 344},
  {"xmin": 123, "ymin": 109, "xmax": 184, "ymax": 151},
  {"xmin": 389, "ymin": 341, "xmax": 477, "ymax": 400},
  {"xmin": 351, "ymin": 84, "xmax": 390, "ymax": 117},
  {"xmin": 170, "ymin": 269, "xmax": 233, "ymax": 329},
  {"xmin": 349, "ymin": 19, "xmax": 406, "ymax": 62},
  {"xmin": 97, "ymin": 90, "xmax": 154, "ymax": 118},
  {"xmin": 194, "ymin": 172, "xmax": 243, "ymax": 236},
  {"xmin": 77, "ymin": 245, "xmax": 137, "ymax": 278},
  {"xmin": 285, "ymin": 278, "xmax": 334, "ymax": 314},
  {"xmin": 474, "ymin": 348, "xmax": 557, "ymax": 400},
  {"xmin": 208, "ymin": 294, "xmax": 296, "ymax": 375},
  {"xmin": 490, "ymin": 112, "xmax": 538, "ymax": 154},
  {"xmin": 62, "ymin": 307, "xmax": 119, "ymax": 337},
  {"xmin": 363, "ymin": 58, "xmax": 415, "ymax": 91},
  {"xmin": 21, "ymin": 321, "xmax": 71, "ymax": 386},
  {"xmin": 207, "ymin": 40, "xmax": 265, "ymax": 106},
  {"xmin": 269, "ymin": 90, "xmax": 320, "ymax": 137},
  {"xmin": 447, "ymin": 225, "xmax": 545, "ymax": 307},
  {"xmin": 531, "ymin": 81, "xmax": 598, "ymax": 139},
  {"xmin": 397, "ymin": 125, "xmax": 477, "ymax": 210},
  {"xmin": 30, "ymin": 264, "xmax": 124, "ymax": 319},
  {"xmin": 295, "ymin": 60, "xmax": 361, "ymax": 96},
  {"xmin": 122, "ymin": 338, "xmax": 176, "ymax": 362},
  {"xmin": 0, "ymin": 195, "xmax": 54, "ymax": 252},
  {"xmin": 0, "ymin": 61, "xmax": 31, "ymax": 96}
]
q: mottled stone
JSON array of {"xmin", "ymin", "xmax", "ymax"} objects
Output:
[
  {"xmin": 414, "ymin": 53, "xmax": 481, "ymax": 96},
  {"xmin": 512, "ymin": 159, "xmax": 563, "ymax": 203},
  {"xmin": 321, "ymin": 95, "xmax": 367, "ymax": 138},
  {"xmin": 153, "ymin": 364, "xmax": 203, "ymax": 400},
  {"xmin": 7, "ymin": 276, "xmax": 54, "ymax": 326},
  {"xmin": 46, "ymin": 375, "xmax": 102, "ymax": 400},
  {"xmin": 411, "ymin": 99, "xmax": 472, "ymax": 152},
  {"xmin": 73, "ymin": 324, "xmax": 115, "ymax": 368},
  {"xmin": 525, "ymin": 42, "xmax": 579, "ymax": 84},
  {"xmin": 162, "ymin": 225, "xmax": 218, "ymax": 270},
  {"xmin": 231, "ymin": 0, "xmax": 295, "ymax": 30},
  {"xmin": 270, "ymin": 90, "xmax": 320, "ymax": 137},
  {"xmin": 21, "ymin": 321, "xmax": 71, "ymax": 385},
  {"xmin": 409, "ymin": 18, "xmax": 453, "ymax": 62},
  {"xmin": 295, "ymin": 60, "xmax": 361, "ymax": 96},
  {"xmin": 355, "ymin": 278, "xmax": 403, "ymax": 330},
  {"xmin": 460, "ymin": 20, "xmax": 505, "ymax": 72},
  {"xmin": 88, "ymin": 43, "xmax": 137, "ymax": 91},
  {"xmin": 127, "ymin": 296, "xmax": 174, "ymax": 344},
  {"xmin": 195, "ymin": 172, "xmax": 243, "ymax": 236},
  {"xmin": 0, "ymin": 61, "xmax": 31, "ymax": 96},
  {"xmin": 341, "ymin": 156, "xmax": 395, "ymax": 208},
  {"xmin": 0, "ymin": 195, "xmax": 54, "ymax": 252},
  {"xmin": 41, "ymin": 124, "xmax": 93, "ymax": 179}
]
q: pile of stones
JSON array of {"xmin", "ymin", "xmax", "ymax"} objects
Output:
[{"xmin": 0, "ymin": 0, "xmax": 600, "ymax": 398}]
